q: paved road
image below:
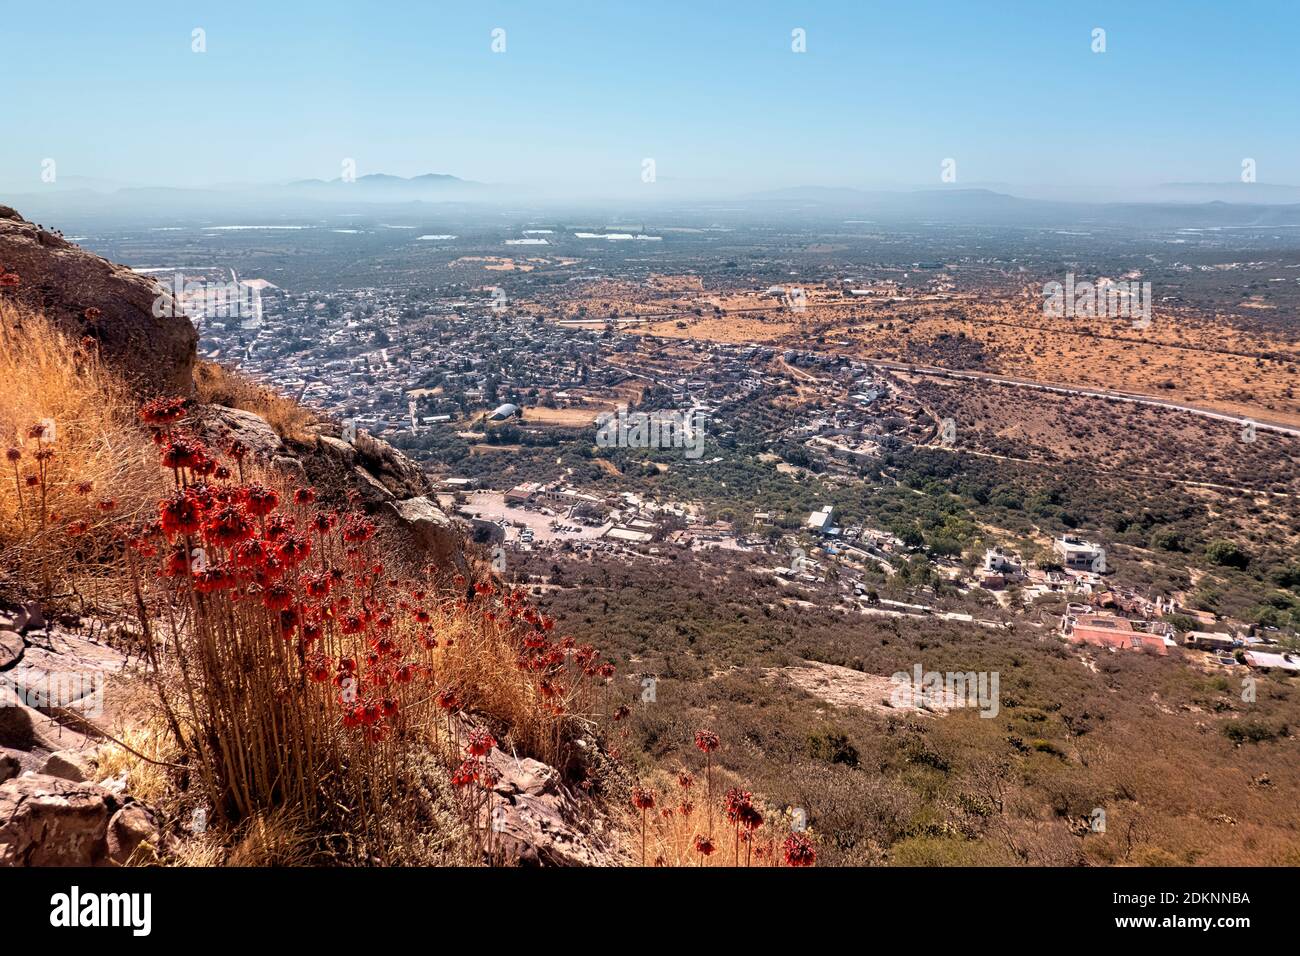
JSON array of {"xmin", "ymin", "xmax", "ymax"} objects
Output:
[{"xmin": 869, "ymin": 360, "xmax": 1300, "ymax": 437}]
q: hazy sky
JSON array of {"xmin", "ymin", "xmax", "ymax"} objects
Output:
[{"xmin": 3, "ymin": 0, "xmax": 1298, "ymax": 197}]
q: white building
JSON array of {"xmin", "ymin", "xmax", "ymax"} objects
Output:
[
  {"xmin": 807, "ymin": 505, "xmax": 834, "ymax": 534},
  {"xmin": 1054, "ymin": 535, "xmax": 1105, "ymax": 571}
]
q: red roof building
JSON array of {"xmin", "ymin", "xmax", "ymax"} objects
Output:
[{"xmin": 1062, "ymin": 612, "xmax": 1169, "ymax": 655}]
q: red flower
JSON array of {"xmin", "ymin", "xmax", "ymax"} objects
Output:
[
  {"xmin": 452, "ymin": 759, "xmax": 479, "ymax": 787},
  {"xmin": 265, "ymin": 513, "xmax": 295, "ymax": 540},
  {"xmin": 65, "ymin": 519, "xmax": 90, "ymax": 538},
  {"xmin": 161, "ymin": 437, "xmax": 206, "ymax": 471},
  {"xmin": 342, "ymin": 516, "xmax": 376, "ymax": 544},
  {"xmin": 631, "ymin": 786, "xmax": 656, "ymax": 811},
  {"xmin": 232, "ymin": 538, "xmax": 270, "ymax": 568},
  {"xmin": 194, "ymin": 565, "xmax": 236, "ymax": 594},
  {"xmin": 159, "ymin": 490, "xmax": 204, "ymax": 537},
  {"xmin": 138, "ymin": 397, "xmax": 188, "ymax": 425},
  {"xmin": 693, "ymin": 834, "xmax": 715, "ymax": 857},
  {"xmin": 293, "ymin": 487, "xmax": 316, "ymax": 506},
  {"xmin": 724, "ymin": 788, "xmax": 753, "ymax": 825},
  {"xmin": 276, "ymin": 533, "xmax": 311, "ymax": 565},
  {"xmin": 263, "ymin": 582, "xmax": 294, "ymax": 611},
  {"xmin": 252, "ymin": 555, "xmax": 285, "ymax": 586},
  {"xmin": 242, "ymin": 484, "xmax": 279, "ymax": 517},
  {"xmin": 306, "ymin": 656, "xmax": 331, "ymax": 682},
  {"xmin": 205, "ymin": 504, "xmax": 255, "ymax": 547},
  {"xmin": 303, "ymin": 572, "xmax": 331, "ymax": 599},
  {"xmin": 467, "ymin": 729, "xmax": 496, "ymax": 757},
  {"xmin": 694, "ymin": 729, "xmax": 720, "ymax": 754},
  {"xmin": 162, "ymin": 546, "xmax": 191, "ymax": 577},
  {"xmin": 782, "ymin": 832, "xmax": 816, "ymax": 867}
]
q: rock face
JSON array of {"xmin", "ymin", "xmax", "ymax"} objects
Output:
[
  {"xmin": 0, "ymin": 630, "xmax": 21, "ymax": 669},
  {"xmin": 486, "ymin": 748, "xmax": 623, "ymax": 866},
  {"xmin": 0, "ymin": 773, "xmax": 164, "ymax": 866},
  {"xmin": 386, "ymin": 496, "xmax": 469, "ymax": 574},
  {"xmin": 292, "ymin": 429, "xmax": 433, "ymax": 502},
  {"xmin": 278, "ymin": 425, "xmax": 469, "ymax": 573},
  {"xmin": 0, "ymin": 205, "xmax": 197, "ymax": 396},
  {"xmin": 0, "ymin": 616, "xmax": 123, "ymax": 756},
  {"xmin": 199, "ymin": 404, "xmax": 286, "ymax": 460},
  {"xmin": 41, "ymin": 750, "xmax": 97, "ymax": 783}
]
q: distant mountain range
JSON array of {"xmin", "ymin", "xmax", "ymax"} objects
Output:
[
  {"xmin": 6, "ymin": 173, "xmax": 1300, "ymax": 230},
  {"xmin": 284, "ymin": 173, "xmax": 486, "ymax": 200}
]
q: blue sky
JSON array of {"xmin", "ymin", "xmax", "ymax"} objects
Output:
[{"xmin": 3, "ymin": 0, "xmax": 1297, "ymax": 196}]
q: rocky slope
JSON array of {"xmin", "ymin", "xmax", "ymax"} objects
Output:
[
  {"xmin": 0, "ymin": 206, "xmax": 196, "ymax": 395},
  {"xmin": 0, "ymin": 205, "xmax": 616, "ymax": 866}
]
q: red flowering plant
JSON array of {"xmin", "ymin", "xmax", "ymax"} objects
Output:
[
  {"xmin": 614, "ymin": 729, "xmax": 814, "ymax": 868},
  {"xmin": 114, "ymin": 398, "xmax": 628, "ymax": 862}
]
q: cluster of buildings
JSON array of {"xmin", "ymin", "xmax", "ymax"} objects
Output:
[
  {"xmin": 195, "ymin": 282, "xmax": 629, "ymax": 441},
  {"xmin": 778, "ymin": 352, "xmax": 929, "ymax": 467}
]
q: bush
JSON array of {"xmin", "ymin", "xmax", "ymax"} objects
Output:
[
  {"xmin": 1205, "ymin": 539, "xmax": 1250, "ymax": 569},
  {"xmin": 807, "ymin": 729, "xmax": 859, "ymax": 767}
]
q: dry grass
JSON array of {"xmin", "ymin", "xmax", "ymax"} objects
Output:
[
  {"xmin": 0, "ymin": 300, "xmax": 165, "ymax": 605},
  {"xmin": 97, "ymin": 429, "xmax": 625, "ymax": 864},
  {"xmin": 194, "ymin": 360, "xmax": 316, "ymax": 441},
  {"xmin": 621, "ymin": 763, "xmax": 816, "ymax": 867}
]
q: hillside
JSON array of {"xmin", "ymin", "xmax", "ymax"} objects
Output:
[{"xmin": 0, "ymin": 212, "xmax": 623, "ymax": 866}]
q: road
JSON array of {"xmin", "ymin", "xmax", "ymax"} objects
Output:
[{"xmin": 868, "ymin": 360, "xmax": 1300, "ymax": 437}]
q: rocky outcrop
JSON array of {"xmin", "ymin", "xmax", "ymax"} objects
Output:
[
  {"xmin": 274, "ymin": 424, "xmax": 468, "ymax": 573},
  {"xmin": 351, "ymin": 430, "xmax": 433, "ymax": 499},
  {"xmin": 292, "ymin": 428, "xmax": 433, "ymax": 502},
  {"xmin": 0, "ymin": 630, "xmax": 21, "ymax": 669},
  {"xmin": 0, "ymin": 611, "xmax": 123, "ymax": 757},
  {"xmin": 0, "ymin": 773, "xmax": 166, "ymax": 866},
  {"xmin": 199, "ymin": 404, "xmax": 286, "ymax": 460},
  {"xmin": 386, "ymin": 496, "xmax": 468, "ymax": 574},
  {"xmin": 486, "ymin": 748, "xmax": 622, "ymax": 866},
  {"xmin": 41, "ymin": 750, "xmax": 97, "ymax": 783},
  {"xmin": 0, "ymin": 206, "xmax": 197, "ymax": 396}
]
